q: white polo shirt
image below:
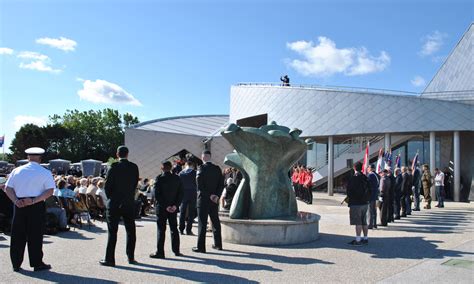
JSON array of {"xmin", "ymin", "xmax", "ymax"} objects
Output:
[{"xmin": 5, "ymin": 162, "xmax": 56, "ymax": 198}]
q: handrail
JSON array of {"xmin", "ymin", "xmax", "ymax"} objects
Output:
[
  {"xmin": 235, "ymin": 82, "xmax": 420, "ymax": 96},
  {"xmin": 314, "ymin": 135, "xmax": 384, "ymax": 171}
]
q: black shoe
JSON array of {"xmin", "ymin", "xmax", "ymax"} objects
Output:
[
  {"xmin": 373, "ymin": 225, "xmax": 377, "ymax": 229},
  {"xmin": 186, "ymin": 231, "xmax": 194, "ymax": 236},
  {"xmin": 59, "ymin": 227, "xmax": 70, "ymax": 232},
  {"xmin": 34, "ymin": 263, "xmax": 52, "ymax": 271},
  {"xmin": 99, "ymin": 260, "xmax": 115, "ymax": 267},
  {"xmin": 174, "ymin": 252, "xmax": 183, "ymax": 256},
  {"xmin": 400, "ymin": 214, "xmax": 407, "ymax": 217},
  {"xmin": 347, "ymin": 240, "xmax": 363, "ymax": 246},
  {"xmin": 361, "ymin": 239, "xmax": 368, "ymax": 245},
  {"xmin": 13, "ymin": 266, "xmax": 21, "ymax": 272},
  {"xmin": 368, "ymin": 225, "xmax": 373, "ymax": 229},
  {"xmin": 128, "ymin": 259, "xmax": 138, "ymax": 265},
  {"xmin": 212, "ymin": 245, "xmax": 223, "ymax": 251},
  {"xmin": 179, "ymin": 230, "xmax": 185, "ymax": 235},
  {"xmin": 192, "ymin": 247, "xmax": 206, "ymax": 253},
  {"xmin": 149, "ymin": 252, "xmax": 165, "ymax": 259}
]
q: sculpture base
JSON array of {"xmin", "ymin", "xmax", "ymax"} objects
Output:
[{"xmin": 220, "ymin": 211, "xmax": 320, "ymax": 246}]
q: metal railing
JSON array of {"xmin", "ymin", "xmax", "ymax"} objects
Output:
[
  {"xmin": 314, "ymin": 135, "xmax": 384, "ymax": 171},
  {"xmin": 235, "ymin": 82, "xmax": 420, "ymax": 97}
]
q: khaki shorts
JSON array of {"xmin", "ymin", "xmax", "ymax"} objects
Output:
[{"xmin": 349, "ymin": 204, "xmax": 368, "ymax": 225}]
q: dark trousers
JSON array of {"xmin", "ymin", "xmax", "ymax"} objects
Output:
[
  {"xmin": 10, "ymin": 202, "xmax": 46, "ymax": 268},
  {"xmin": 179, "ymin": 199, "xmax": 196, "ymax": 233},
  {"xmin": 401, "ymin": 195, "xmax": 412, "ymax": 216},
  {"xmin": 413, "ymin": 186, "xmax": 421, "ymax": 210},
  {"xmin": 388, "ymin": 196, "xmax": 394, "ymax": 222},
  {"xmin": 105, "ymin": 206, "xmax": 136, "ymax": 262},
  {"xmin": 369, "ymin": 200, "xmax": 377, "ymax": 227},
  {"xmin": 156, "ymin": 210, "xmax": 180, "ymax": 255},
  {"xmin": 393, "ymin": 193, "xmax": 401, "ymax": 218},
  {"xmin": 380, "ymin": 200, "xmax": 389, "ymax": 225},
  {"xmin": 436, "ymin": 186, "xmax": 445, "ymax": 207},
  {"xmin": 197, "ymin": 203, "xmax": 222, "ymax": 251}
]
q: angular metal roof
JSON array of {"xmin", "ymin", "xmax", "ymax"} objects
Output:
[{"xmin": 129, "ymin": 115, "xmax": 229, "ymax": 137}]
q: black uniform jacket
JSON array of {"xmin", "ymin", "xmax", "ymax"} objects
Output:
[
  {"xmin": 104, "ymin": 158, "xmax": 139, "ymax": 210},
  {"xmin": 196, "ymin": 162, "xmax": 224, "ymax": 208},
  {"xmin": 154, "ymin": 172, "xmax": 184, "ymax": 212}
]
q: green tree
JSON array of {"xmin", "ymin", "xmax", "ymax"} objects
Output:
[
  {"xmin": 43, "ymin": 123, "xmax": 71, "ymax": 161},
  {"xmin": 9, "ymin": 124, "xmax": 48, "ymax": 161},
  {"xmin": 9, "ymin": 109, "xmax": 139, "ymax": 163},
  {"xmin": 49, "ymin": 108, "xmax": 139, "ymax": 162}
]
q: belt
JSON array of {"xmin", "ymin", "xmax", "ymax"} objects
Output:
[{"xmin": 18, "ymin": 197, "xmax": 37, "ymax": 199}]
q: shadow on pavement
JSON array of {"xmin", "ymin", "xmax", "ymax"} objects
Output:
[
  {"xmin": 281, "ymin": 233, "xmax": 473, "ymax": 260},
  {"xmin": 380, "ymin": 209, "xmax": 473, "ymax": 234},
  {"xmin": 206, "ymin": 249, "xmax": 333, "ymax": 265},
  {"xmin": 115, "ymin": 262, "xmax": 259, "ymax": 283},
  {"xmin": 17, "ymin": 270, "xmax": 115, "ymax": 283},
  {"xmin": 164, "ymin": 254, "xmax": 283, "ymax": 271}
]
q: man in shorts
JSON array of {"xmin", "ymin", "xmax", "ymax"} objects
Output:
[{"xmin": 346, "ymin": 161, "xmax": 370, "ymax": 246}]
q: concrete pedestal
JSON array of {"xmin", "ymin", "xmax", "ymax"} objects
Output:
[{"xmin": 220, "ymin": 211, "xmax": 320, "ymax": 246}]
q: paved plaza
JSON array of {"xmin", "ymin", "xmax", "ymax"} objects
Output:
[{"xmin": 0, "ymin": 192, "xmax": 473, "ymax": 283}]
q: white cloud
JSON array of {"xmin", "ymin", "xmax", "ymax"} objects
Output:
[
  {"xmin": 19, "ymin": 60, "xmax": 61, "ymax": 73},
  {"xmin": 14, "ymin": 115, "xmax": 47, "ymax": 130},
  {"xmin": 78, "ymin": 79, "xmax": 142, "ymax": 106},
  {"xmin": 286, "ymin": 37, "xmax": 390, "ymax": 77},
  {"xmin": 411, "ymin": 75, "xmax": 426, "ymax": 87},
  {"xmin": 17, "ymin": 51, "xmax": 49, "ymax": 61},
  {"xmin": 419, "ymin": 31, "xmax": 447, "ymax": 57},
  {"xmin": 36, "ymin": 36, "xmax": 77, "ymax": 52},
  {"xmin": 0, "ymin": 47, "xmax": 14, "ymax": 55},
  {"xmin": 17, "ymin": 51, "xmax": 62, "ymax": 73}
]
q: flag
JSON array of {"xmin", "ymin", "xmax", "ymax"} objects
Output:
[
  {"xmin": 0, "ymin": 135, "xmax": 4, "ymax": 147},
  {"xmin": 376, "ymin": 148, "xmax": 384, "ymax": 173},
  {"xmin": 411, "ymin": 152, "xmax": 419, "ymax": 170},
  {"xmin": 384, "ymin": 149, "xmax": 392, "ymax": 169},
  {"xmin": 395, "ymin": 151, "xmax": 401, "ymax": 168},
  {"xmin": 361, "ymin": 142, "xmax": 369, "ymax": 175}
]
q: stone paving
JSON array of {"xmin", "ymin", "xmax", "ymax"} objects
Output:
[{"xmin": 0, "ymin": 192, "xmax": 473, "ymax": 283}]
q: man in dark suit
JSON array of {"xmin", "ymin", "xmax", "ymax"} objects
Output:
[
  {"xmin": 400, "ymin": 166, "xmax": 413, "ymax": 217},
  {"xmin": 178, "ymin": 161, "xmax": 197, "ymax": 235},
  {"xmin": 192, "ymin": 150, "xmax": 224, "ymax": 253},
  {"xmin": 150, "ymin": 161, "xmax": 184, "ymax": 259},
  {"xmin": 100, "ymin": 146, "xmax": 139, "ymax": 267},
  {"xmin": 393, "ymin": 168, "xmax": 403, "ymax": 219}
]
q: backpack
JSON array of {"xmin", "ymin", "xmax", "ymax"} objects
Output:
[{"xmin": 44, "ymin": 212, "xmax": 59, "ymax": 235}]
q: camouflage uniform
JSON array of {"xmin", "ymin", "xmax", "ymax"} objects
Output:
[{"xmin": 421, "ymin": 169, "xmax": 432, "ymax": 209}]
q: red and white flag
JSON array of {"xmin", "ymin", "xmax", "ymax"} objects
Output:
[{"xmin": 362, "ymin": 142, "xmax": 369, "ymax": 175}]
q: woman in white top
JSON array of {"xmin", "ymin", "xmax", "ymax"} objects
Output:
[
  {"xmin": 434, "ymin": 168, "xmax": 445, "ymax": 208},
  {"xmin": 74, "ymin": 178, "xmax": 89, "ymax": 194},
  {"xmin": 96, "ymin": 179, "xmax": 107, "ymax": 204}
]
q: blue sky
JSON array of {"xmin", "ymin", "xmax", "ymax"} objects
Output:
[{"xmin": 0, "ymin": 0, "xmax": 472, "ymax": 152}]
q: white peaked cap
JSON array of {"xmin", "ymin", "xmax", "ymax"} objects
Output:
[{"xmin": 25, "ymin": 147, "xmax": 45, "ymax": 155}]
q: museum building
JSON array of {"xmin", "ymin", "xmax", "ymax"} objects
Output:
[{"xmin": 126, "ymin": 23, "xmax": 473, "ymax": 201}]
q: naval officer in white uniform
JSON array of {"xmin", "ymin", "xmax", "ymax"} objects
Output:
[{"xmin": 4, "ymin": 147, "xmax": 55, "ymax": 272}]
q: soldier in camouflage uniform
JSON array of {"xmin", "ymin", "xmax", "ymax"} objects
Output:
[{"xmin": 421, "ymin": 164, "xmax": 433, "ymax": 209}]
